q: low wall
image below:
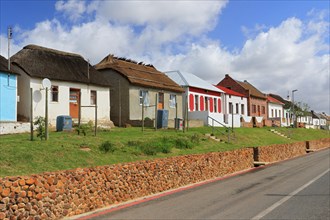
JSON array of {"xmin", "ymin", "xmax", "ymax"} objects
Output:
[
  {"xmin": 0, "ymin": 122, "xmax": 30, "ymax": 135},
  {"xmin": 307, "ymin": 138, "xmax": 330, "ymax": 150},
  {"xmin": 0, "ymin": 148, "xmax": 253, "ymax": 220},
  {"xmin": 256, "ymin": 141, "xmax": 306, "ymax": 163},
  {"xmin": 256, "ymin": 138, "xmax": 330, "ymax": 163}
]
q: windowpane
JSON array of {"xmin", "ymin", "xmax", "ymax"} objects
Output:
[
  {"xmin": 169, "ymin": 94, "xmax": 176, "ymax": 108},
  {"xmin": 51, "ymin": 86, "xmax": 58, "ymax": 102},
  {"xmin": 90, "ymin": 90, "xmax": 96, "ymax": 105},
  {"xmin": 139, "ymin": 90, "xmax": 149, "ymax": 106}
]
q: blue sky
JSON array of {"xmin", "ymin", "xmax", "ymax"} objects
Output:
[{"xmin": 0, "ymin": 0, "xmax": 329, "ymax": 113}]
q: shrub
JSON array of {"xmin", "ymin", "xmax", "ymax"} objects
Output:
[
  {"xmin": 190, "ymin": 133, "xmax": 201, "ymax": 144},
  {"xmin": 99, "ymin": 141, "xmax": 116, "ymax": 153},
  {"xmin": 175, "ymin": 137, "xmax": 193, "ymax": 149},
  {"xmin": 140, "ymin": 144, "xmax": 158, "ymax": 155},
  {"xmin": 34, "ymin": 116, "xmax": 45, "ymax": 140},
  {"xmin": 76, "ymin": 123, "xmax": 93, "ymax": 136}
]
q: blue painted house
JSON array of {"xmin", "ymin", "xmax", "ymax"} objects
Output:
[{"xmin": 0, "ymin": 55, "xmax": 20, "ymax": 121}]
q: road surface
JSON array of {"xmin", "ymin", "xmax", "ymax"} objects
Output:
[{"xmin": 82, "ymin": 148, "xmax": 330, "ymax": 220}]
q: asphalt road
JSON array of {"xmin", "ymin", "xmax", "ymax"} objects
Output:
[{"xmin": 83, "ymin": 148, "xmax": 330, "ymax": 220}]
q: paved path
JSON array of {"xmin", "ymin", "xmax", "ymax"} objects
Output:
[{"xmin": 78, "ymin": 148, "xmax": 330, "ymax": 220}]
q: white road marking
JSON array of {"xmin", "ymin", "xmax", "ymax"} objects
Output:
[{"xmin": 251, "ymin": 168, "xmax": 330, "ymax": 220}]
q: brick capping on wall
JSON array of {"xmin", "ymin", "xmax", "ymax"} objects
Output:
[{"xmin": 0, "ymin": 138, "xmax": 329, "ymax": 220}]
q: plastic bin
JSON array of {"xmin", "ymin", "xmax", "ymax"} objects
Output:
[
  {"xmin": 175, "ymin": 118, "xmax": 183, "ymax": 130},
  {"xmin": 157, "ymin": 109, "xmax": 169, "ymax": 129},
  {"xmin": 56, "ymin": 115, "xmax": 72, "ymax": 131}
]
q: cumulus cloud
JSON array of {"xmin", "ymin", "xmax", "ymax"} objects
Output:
[
  {"xmin": 55, "ymin": 0, "xmax": 88, "ymax": 22},
  {"xmin": 0, "ymin": 0, "xmax": 328, "ymax": 112}
]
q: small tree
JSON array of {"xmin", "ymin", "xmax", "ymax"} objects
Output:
[{"xmin": 34, "ymin": 116, "xmax": 46, "ymax": 140}]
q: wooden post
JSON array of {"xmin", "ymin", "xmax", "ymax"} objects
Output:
[
  {"xmin": 30, "ymin": 88, "xmax": 34, "ymax": 141},
  {"xmin": 118, "ymin": 80, "xmax": 122, "ymax": 127},
  {"xmin": 142, "ymin": 101, "xmax": 144, "ymax": 132},
  {"xmin": 78, "ymin": 91, "xmax": 81, "ymax": 127},
  {"xmin": 175, "ymin": 102, "xmax": 178, "ymax": 131},
  {"xmin": 155, "ymin": 93, "xmax": 158, "ymax": 131},
  {"xmin": 186, "ymin": 95, "xmax": 189, "ymax": 132},
  {"xmin": 232, "ymin": 105, "xmax": 234, "ymax": 132},
  {"xmin": 94, "ymin": 91, "xmax": 97, "ymax": 136},
  {"xmin": 45, "ymin": 87, "xmax": 49, "ymax": 140}
]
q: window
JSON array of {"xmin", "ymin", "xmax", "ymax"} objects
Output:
[
  {"xmin": 241, "ymin": 104, "xmax": 244, "ymax": 115},
  {"xmin": 271, "ymin": 109, "xmax": 274, "ymax": 118},
  {"xmin": 236, "ymin": 103, "xmax": 239, "ymax": 114},
  {"xmin": 169, "ymin": 94, "xmax": 176, "ymax": 108},
  {"xmin": 252, "ymin": 104, "xmax": 256, "ymax": 113},
  {"xmin": 280, "ymin": 110, "xmax": 282, "ymax": 118},
  {"xmin": 229, "ymin": 102, "xmax": 233, "ymax": 114},
  {"xmin": 139, "ymin": 90, "xmax": 149, "ymax": 106},
  {"xmin": 204, "ymin": 97, "xmax": 208, "ymax": 111},
  {"xmin": 90, "ymin": 90, "xmax": 96, "ymax": 105},
  {"xmin": 51, "ymin": 86, "xmax": 58, "ymax": 102},
  {"xmin": 262, "ymin": 106, "xmax": 265, "ymax": 114},
  {"xmin": 257, "ymin": 105, "xmax": 260, "ymax": 115},
  {"xmin": 214, "ymin": 98, "xmax": 217, "ymax": 113},
  {"xmin": 275, "ymin": 110, "xmax": 277, "ymax": 118},
  {"xmin": 195, "ymin": 95, "xmax": 199, "ymax": 111}
]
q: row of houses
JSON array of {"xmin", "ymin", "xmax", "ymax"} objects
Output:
[{"xmin": 0, "ymin": 44, "xmax": 329, "ymax": 132}]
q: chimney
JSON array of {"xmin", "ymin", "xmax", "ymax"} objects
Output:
[
  {"xmin": 244, "ymin": 80, "xmax": 248, "ymax": 83},
  {"xmin": 225, "ymin": 74, "xmax": 229, "ymax": 78}
]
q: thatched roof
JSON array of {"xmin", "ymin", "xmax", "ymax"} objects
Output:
[
  {"xmin": 0, "ymin": 55, "xmax": 20, "ymax": 75},
  {"xmin": 11, "ymin": 45, "xmax": 110, "ymax": 87},
  {"xmin": 95, "ymin": 55, "xmax": 184, "ymax": 93},
  {"xmin": 236, "ymin": 80, "xmax": 266, "ymax": 99}
]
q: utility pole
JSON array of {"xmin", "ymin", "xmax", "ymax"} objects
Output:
[{"xmin": 291, "ymin": 89, "xmax": 298, "ymax": 128}]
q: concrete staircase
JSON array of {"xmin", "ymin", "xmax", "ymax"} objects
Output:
[
  {"xmin": 205, "ymin": 133, "xmax": 224, "ymax": 142},
  {"xmin": 270, "ymin": 129, "xmax": 291, "ymax": 139}
]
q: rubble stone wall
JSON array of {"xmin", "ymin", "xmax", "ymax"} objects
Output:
[{"xmin": 0, "ymin": 148, "xmax": 253, "ymax": 220}]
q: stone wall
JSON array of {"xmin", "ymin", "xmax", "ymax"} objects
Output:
[
  {"xmin": 0, "ymin": 148, "xmax": 253, "ymax": 220},
  {"xmin": 257, "ymin": 141, "xmax": 306, "ymax": 163},
  {"xmin": 307, "ymin": 138, "xmax": 330, "ymax": 150},
  {"xmin": 0, "ymin": 138, "xmax": 329, "ymax": 220}
]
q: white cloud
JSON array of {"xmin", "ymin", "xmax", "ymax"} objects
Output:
[
  {"xmin": 55, "ymin": 0, "xmax": 87, "ymax": 22},
  {"xmin": 0, "ymin": 1, "xmax": 329, "ymax": 113}
]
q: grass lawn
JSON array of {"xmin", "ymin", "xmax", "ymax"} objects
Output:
[{"xmin": 0, "ymin": 126, "xmax": 328, "ymax": 177}]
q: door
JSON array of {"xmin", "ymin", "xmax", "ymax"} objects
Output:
[
  {"xmin": 70, "ymin": 89, "xmax": 80, "ymax": 118},
  {"xmin": 158, "ymin": 92, "xmax": 164, "ymax": 109}
]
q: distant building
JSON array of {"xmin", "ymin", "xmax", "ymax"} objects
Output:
[{"xmin": 217, "ymin": 74, "xmax": 268, "ymax": 127}]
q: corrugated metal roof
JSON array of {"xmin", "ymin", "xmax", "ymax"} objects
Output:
[{"xmin": 165, "ymin": 70, "xmax": 224, "ymax": 93}]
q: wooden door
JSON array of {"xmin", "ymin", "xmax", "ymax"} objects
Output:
[
  {"xmin": 70, "ymin": 89, "xmax": 80, "ymax": 118},
  {"xmin": 158, "ymin": 92, "xmax": 164, "ymax": 109}
]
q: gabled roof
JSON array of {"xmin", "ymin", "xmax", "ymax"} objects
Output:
[
  {"xmin": 268, "ymin": 93, "xmax": 292, "ymax": 109},
  {"xmin": 236, "ymin": 80, "xmax": 266, "ymax": 99},
  {"xmin": 267, "ymin": 95, "xmax": 284, "ymax": 105},
  {"xmin": 95, "ymin": 55, "xmax": 183, "ymax": 93},
  {"xmin": 11, "ymin": 45, "xmax": 109, "ymax": 87},
  {"xmin": 165, "ymin": 70, "xmax": 223, "ymax": 93},
  {"xmin": 0, "ymin": 55, "xmax": 20, "ymax": 75},
  {"xmin": 216, "ymin": 85, "xmax": 245, "ymax": 97}
]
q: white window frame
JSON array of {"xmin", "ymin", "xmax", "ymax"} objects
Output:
[
  {"xmin": 139, "ymin": 90, "xmax": 149, "ymax": 106},
  {"xmin": 169, "ymin": 94, "xmax": 176, "ymax": 108}
]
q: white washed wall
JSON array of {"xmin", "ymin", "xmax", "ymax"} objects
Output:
[
  {"xmin": 29, "ymin": 79, "xmax": 110, "ymax": 126},
  {"xmin": 268, "ymin": 102, "xmax": 283, "ymax": 119},
  {"xmin": 223, "ymin": 94, "xmax": 248, "ymax": 117}
]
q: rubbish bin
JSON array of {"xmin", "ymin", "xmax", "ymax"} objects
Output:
[
  {"xmin": 175, "ymin": 118, "xmax": 183, "ymax": 130},
  {"xmin": 56, "ymin": 115, "xmax": 72, "ymax": 131},
  {"xmin": 157, "ymin": 109, "xmax": 169, "ymax": 129}
]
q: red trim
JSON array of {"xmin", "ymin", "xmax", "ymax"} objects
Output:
[
  {"xmin": 189, "ymin": 94, "xmax": 194, "ymax": 111},
  {"xmin": 189, "ymin": 87, "xmax": 221, "ymax": 97},
  {"xmin": 210, "ymin": 98, "xmax": 214, "ymax": 113},
  {"xmin": 200, "ymin": 96, "xmax": 204, "ymax": 111},
  {"xmin": 218, "ymin": 99, "xmax": 221, "ymax": 113},
  {"xmin": 215, "ymin": 85, "xmax": 245, "ymax": 97}
]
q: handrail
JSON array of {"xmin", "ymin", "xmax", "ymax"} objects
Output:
[
  {"xmin": 207, "ymin": 116, "xmax": 231, "ymax": 143},
  {"xmin": 207, "ymin": 116, "xmax": 228, "ymax": 128}
]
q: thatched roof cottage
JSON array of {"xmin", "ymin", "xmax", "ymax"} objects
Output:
[
  {"xmin": 11, "ymin": 45, "xmax": 112, "ymax": 126},
  {"xmin": 95, "ymin": 55, "xmax": 184, "ymax": 127}
]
